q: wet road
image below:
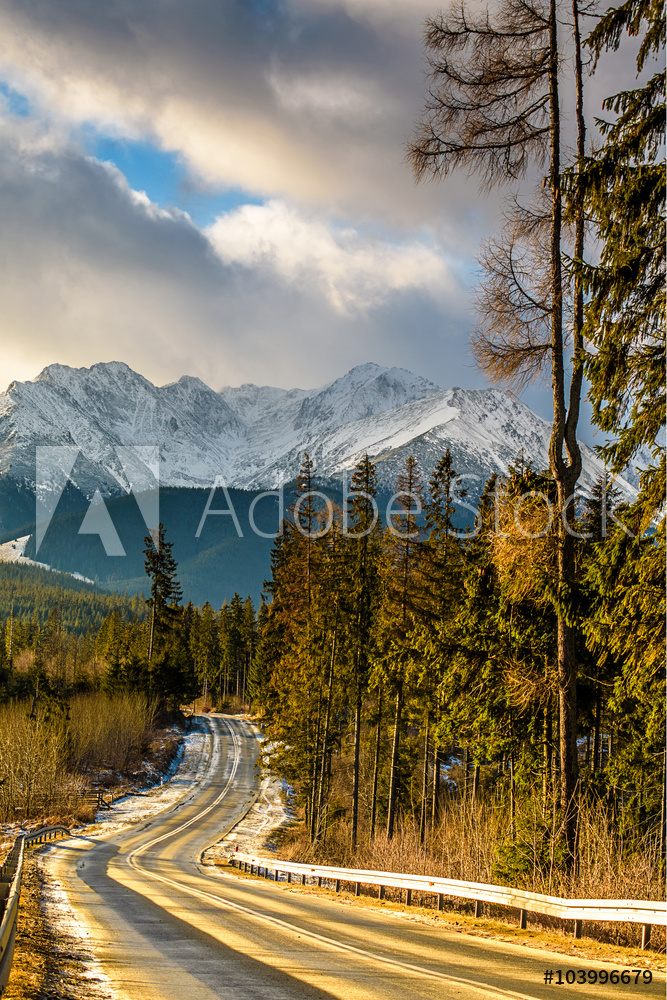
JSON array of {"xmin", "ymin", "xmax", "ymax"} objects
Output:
[{"xmin": 44, "ymin": 715, "xmax": 665, "ymax": 1000}]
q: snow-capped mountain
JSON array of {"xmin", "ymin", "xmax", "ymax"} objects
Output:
[{"xmin": 0, "ymin": 360, "xmax": 634, "ymax": 502}]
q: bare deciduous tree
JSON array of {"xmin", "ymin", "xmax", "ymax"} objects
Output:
[{"xmin": 409, "ymin": 0, "xmax": 589, "ymax": 863}]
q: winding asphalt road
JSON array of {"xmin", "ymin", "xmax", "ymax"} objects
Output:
[{"xmin": 43, "ymin": 715, "xmax": 664, "ymax": 1000}]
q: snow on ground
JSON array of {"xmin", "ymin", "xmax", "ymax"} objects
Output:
[
  {"xmin": 37, "ymin": 869, "xmax": 119, "ymax": 1000},
  {"xmin": 82, "ymin": 719, "xmax": 211, "ymax": 837},
  {"xmin": 203, "ymin": 731, "xmax": 294, "ymax": 864},
  {"xmin": 0, "ymin": 719, "xmax": 212, "ymax": 1000},
  {"xmin": 0, "ymin": 533, "xmax": 95, "ymax": 583},
  {"xmin": 1, "ymin": 716, "xmax": 293, "ymax": 997}
]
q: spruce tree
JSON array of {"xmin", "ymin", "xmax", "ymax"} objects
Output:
[
  {"xmin": 382, "ymin": 455, "xmax": 423, "ymax": 839},
  {"xmin": 143, "ymin": 522, "xmax": 182, "ymax": 664},
  {"xmin": 347, "ymin": 454, "xmax": 382, "ymax": 845},
  {"xmin": 573, "ymin": 0, "xmax": 665, "ymax": 523}
]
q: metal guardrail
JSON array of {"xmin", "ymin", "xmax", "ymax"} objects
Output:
[
  {"xmin": 230, "ymin": 851, "xmax": 666, "ymax": 950},
  {"xmin": 0, "ymin": 826, "xmax": 70, "ymax": 996}
]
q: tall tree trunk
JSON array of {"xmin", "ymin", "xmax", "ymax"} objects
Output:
[
  {"xmin": 315, "ymin": 628, "xmax": 336, "ymax": 842},
  {"xmin": 420, "ymin": 713, "xmax": 430, "ymax": 843},
  {"xmin": 309, "ymin": 684, "xmax": 323, "ymax": 843},
  {"xmin": 370, "ymin": 690, "xmax": 382, "ymax": 840},
  {"xmin": 510, "ymin": 751, "xmax": 516, "ymax": 841},
  {"xmin": 386, "ymin": 682, "xmax": 402, "ymax": 840},
  {"xmin": 148, "ymin": 604, "xmax": 155, "ymax": 663},
  {"xmin": 7, "ymin": 603, "xmax": 14, "ymax": 670},
  {"xmin": 351, "ymin": 686, "xmax": 362, "ymax": 847},
  {"xmin": 547, "ymin": 0, "xmax": 582, "ymax": 868},
  {"xmin": 660, "ymin": 750, "xmax": 666, "ymax": 874},
  {"xmin": 543, "ymin": 707, "xmax": 553, "ymax": 818},
  {"xmin": 431, "ymin": 746, "xmax": 441, "ymax": 829}
]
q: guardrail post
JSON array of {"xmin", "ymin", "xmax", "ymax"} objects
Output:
[
  {"xmin": 573, "ymin": 919, "xmax": 582, "ymax": 939},
  {"xmin": 641, "ymin": 924, "xmax": 651, "ymax": 949},
  {"xmin": 287, "ymin": 872, "xmax": 292, "ymax": 884},
  {"xmin": 355, "ymin": 882, "xmax": 360, "ymax": 896},
  {"xmin": 335, "ymin": 879, "xmax": 340, "ymax": 893},
  {"xmin": 301, "ymin": 874, "xmax": 306, "ymax": 885},
  {"xmin": 474, "ymin": 900, "xmax": 482, "ymax": 918},
  {"xmin": 405, "ymin": 889, "xmax": 412, "ymax": 906},
  {"xmin": 378, "ymin": 885, "xmax": 385, "ymax": 900},
  {"xmin": 519, "ymin": 909, "xmax": 527, "ymax": 929},
  {"xmin": 437, "ymin": 893, "xmax": 444, "ymax": 911}
]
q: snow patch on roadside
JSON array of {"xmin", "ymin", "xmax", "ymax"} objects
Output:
[
  {"xmin": 36, "ymin": 864, "xmax": 118, "ymax": 1000},
  {"xmin": 81, "ymin": 721, "xmax": 211, "ymax": 837},
  {"xmin": 204, "ymin": 731, "xmax": 294, "ymax": 863},
  {"xmin": 18, "ymin": 719, "xmax": 213, "ymax": 1000}
]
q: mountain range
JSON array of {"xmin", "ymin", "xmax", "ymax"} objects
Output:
[
  {"xmin": 0, "ymin": 360, "xmax": 633, "ymax": 501},
  {"xmin": 0, "ymin": 361, "xmax": 635, "ymax": 604}
]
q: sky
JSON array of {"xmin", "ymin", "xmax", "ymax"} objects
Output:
[{"xmin": 0, "ymin": 0, "xmax": 646, "ymax": 438}]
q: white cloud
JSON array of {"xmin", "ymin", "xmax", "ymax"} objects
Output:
[
  {"xmin": 207, "ymin": 200, "xmax": 462, "ymax": 315},
  {"xmin": 0, "ymin": 0, "xmax": 497, "ymax": 238},
  {"xmin": 0, "ymin": 117, "xmax": 476, "ymax": 394}
]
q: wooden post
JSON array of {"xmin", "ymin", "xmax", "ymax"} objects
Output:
[
  {"xmin": 405, "ymin": 888, "xmax": 412, "ymax": 906},
  {"xmin": 474, "ymin": 900, "xmax": 482, "ymax": 918},
  {"xmin": 573, "ymin": 919, "xmax": 582, "ymax": 939},
  {"xmin": 287, "ymin": 871, "xmax": 292, "ymax": 883},
  {"xmin": 335, "ymin": 879, "xmax": 341, "ymax": 892},
  {"xmin": 519, "ymin": 909, "xmax": 527, "ymax": 929},
  {"xmin": 378, "ymin": 884, "xmax": 385, "ymax": 900},
  {"xmin": 641, "ymin": 925, "xmax": 651, "ymax": 950},
  {"xmin": 437, "ymin": 894, "xmax": 444, "ymax": 911},
  {"xmin": 355, "ymin": 882, "xmax": 361, "ymax": 896}
]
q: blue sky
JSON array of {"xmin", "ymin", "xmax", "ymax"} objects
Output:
[{"xmin": 85, "ymin": 133, "xmax": 262, "ymax": 228}]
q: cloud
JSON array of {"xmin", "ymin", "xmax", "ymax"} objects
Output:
[
  {"xmin": 207, "ymin": 200, "xmax": 464, "ymax": 315},
  {"xmin": 0, "ymin": 0, "xmax": 647, "ymax": 434},
  {"xmin": 0, "ymin": 113, "xmax": 476, "ymax": 394},
  {"xmin": 0, "ymin": 0, "xmax": 499, "ymax": 240}
]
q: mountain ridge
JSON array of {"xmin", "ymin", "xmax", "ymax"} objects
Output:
[{"xmin": 0, "ymin": 360, "xmax": 634, "ymax": 505}]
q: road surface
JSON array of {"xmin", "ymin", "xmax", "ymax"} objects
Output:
[{"xmin": 43, "ymin": 715, "xmax": 664, "ymax": 1000}]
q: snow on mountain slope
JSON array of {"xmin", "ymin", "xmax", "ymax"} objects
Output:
[{"xmin": 0, "ymin": 361, "xmax": 635, "ymax": 502}]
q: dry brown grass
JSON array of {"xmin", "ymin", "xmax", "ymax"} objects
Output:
[
  {"xmin": 0, "ymin": 693, "xmax": 158, "ymax": 824},
  {"xmin": 272, "ymin": 789, "xmax": 666, "ymax": 955}
]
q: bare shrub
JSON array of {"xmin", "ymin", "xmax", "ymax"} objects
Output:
[
  {"xmin": 0, "ymin": 705, "xmax": 70, "ymax": 822},
  {"xmin": 67, "ymin": 693, "xmax": 157, "ymax": 774}
]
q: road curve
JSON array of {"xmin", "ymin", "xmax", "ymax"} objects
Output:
[{"xmin": 43, "ymin": 715, "xmax": 663, "ymax": 1000}]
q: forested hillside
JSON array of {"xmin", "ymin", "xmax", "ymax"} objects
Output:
[{"xmin": 253, "ymin": 449, "xmax": 664, "ymax": 905}]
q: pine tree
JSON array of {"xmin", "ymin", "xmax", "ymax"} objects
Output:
[
  {"xmin": 572, "ymin": 0, "xmax": 665, "ymax": 524},
  {"xmin": 143, "ymin": 522, "xmax": 183, "ymax": 664},
  {"xmin": 347, "ymin": 454, "xmax": 382, "ymax": 845},
  {"xmin": 382, "ymin": 455, "xmax": 423, "ymax": 839}
]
